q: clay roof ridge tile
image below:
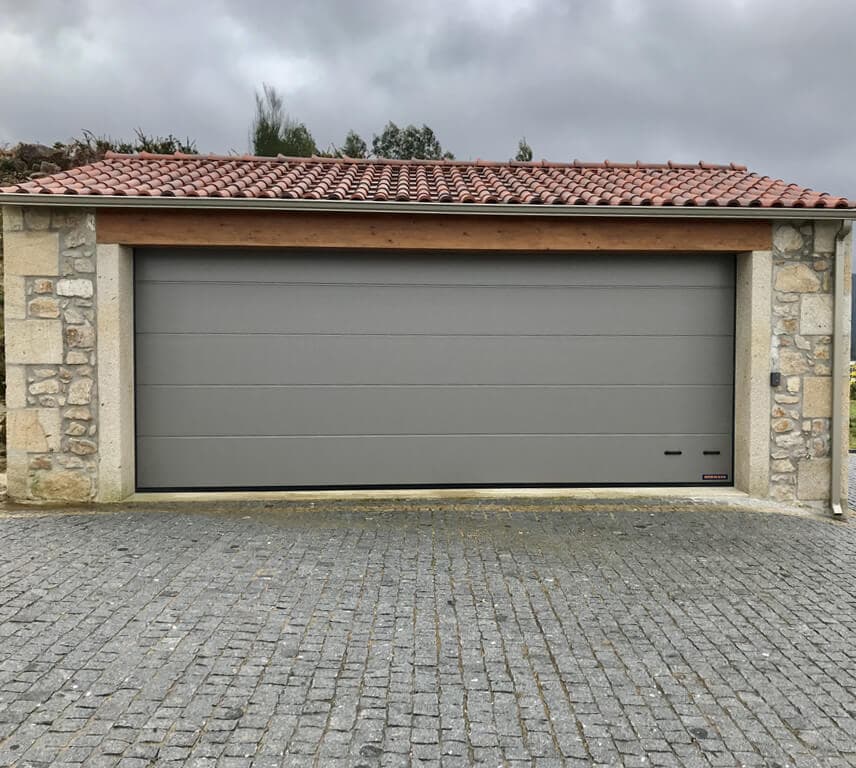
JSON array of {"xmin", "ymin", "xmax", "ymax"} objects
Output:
[{"xmin": 98, "ymin": 151, "xmax": 748, "ymax": 172}]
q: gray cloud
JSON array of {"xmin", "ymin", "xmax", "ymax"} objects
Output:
[{"xmin": 1, "ymin": 0, "xmax": 854, "ymax": 196}]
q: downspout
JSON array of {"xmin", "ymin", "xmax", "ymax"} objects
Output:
[{"xmin": 830, "ymin": 220, "xmax": 852, "ymax": 516}]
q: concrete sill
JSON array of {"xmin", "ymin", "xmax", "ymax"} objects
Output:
[
  {"xmin": 131, "ymin": 486, "xmax": 749, "ymax": 504},
  {"xmin": 123, "ymin": 487, "xmax": 840, "ymax": 521}
]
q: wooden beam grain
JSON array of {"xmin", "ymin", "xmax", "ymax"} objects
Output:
[{"xmin": 97, "ymin": 209, "xmax": 772, "ymax": 252}]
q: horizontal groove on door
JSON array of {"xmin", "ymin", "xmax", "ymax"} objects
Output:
[
  {"xmin": 135, "ymin": 332, "xmax": 735, "ymax": 337},
  {"xmin": 139, "ymin": 280, "xmax": 735, "ymax": 289},
  {"xmin": 135, "ymin": 433, "xmax": 733, "ymax": 439},
  {"xmin": 139, "ymin": 383, "xmax": 734, "ymax": 388}
]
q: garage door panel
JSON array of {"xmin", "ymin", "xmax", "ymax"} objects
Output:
[
  {"xmin": 137, "ymin": 434, "xmax": 733, "ymax": 489},
  {"xmin": 135, "ymin": 282, "xmax": 733, "ymax": 336},
  {"xmin": 135, "ymin": 249, "xmax": 735, "ymax": 489},
  {"xmin": 136, "ymin": 248, "xmax": 735, "ymax": 288},
  {"xmin": 136, "ymin": 385, "xmax": 734, "ymax": 437},
  {"xmin": 136, "ymin": 334, "xmax": 733, "ymax": 386}
]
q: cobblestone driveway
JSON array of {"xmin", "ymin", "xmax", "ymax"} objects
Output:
[{"xmin": 0, "ymin": 503, "xmax": 854, "ymax": 767}]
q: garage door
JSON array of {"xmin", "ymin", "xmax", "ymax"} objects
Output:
[{"xmin": 134, "ymin": 249, "xmax": 734, "ymax": 490}]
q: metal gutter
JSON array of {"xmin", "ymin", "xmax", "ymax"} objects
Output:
[
  {"xmin": 1, "ymin": 193, "xmax": 856, "ymax": 219},
  {"xmin": 830, "ymin": 220, "xmax": 852, "ymax": 517}
]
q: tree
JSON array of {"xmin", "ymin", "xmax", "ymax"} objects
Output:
[
  {"xmin": 371, "ymin": 122, "xmax": 454, "ymax": 160},
  {"xmin": 251, "ymin": 84, "xmax": 283, "ymax": 156},
  {"xmin": 251, "ymin": 83, "xmax": 317, "ymax": 157},
  {"xmin": 515, "ymin": 137, "xmax": 533, "ymax": 162},
  {"xmin": 340, "ymin": 130, "xmax": 368, "ymax": 159},
  {"xmin": 280, "ymin": 123, "xmax": 317, "ymax": 157}
]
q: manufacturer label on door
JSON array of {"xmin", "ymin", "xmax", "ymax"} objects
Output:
[{"xmin": 702, "ymin": 473, "xmax": 729, "ymax": 481}]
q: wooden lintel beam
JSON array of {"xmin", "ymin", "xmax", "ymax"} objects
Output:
[{"xmin": 97, "ymin": 209, "xmax": 772, "ymax": 252}]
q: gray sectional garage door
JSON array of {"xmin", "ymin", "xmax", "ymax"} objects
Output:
[{"xmin": 134, "ymin": 249, "xmax": 734, "ymax": 490}]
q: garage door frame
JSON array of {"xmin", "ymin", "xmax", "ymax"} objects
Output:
[{"xmin": 93, "ymin": 222, "xmax": 771, "ymax": 502}]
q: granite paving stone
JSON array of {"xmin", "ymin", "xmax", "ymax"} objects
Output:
[
  {"xmin": 0, "ymin": 500, "xmax": 854, "ymax": 767},
  {"xmin": 848, "ymin": 453, "xmax": 856, "ymax": 510}
]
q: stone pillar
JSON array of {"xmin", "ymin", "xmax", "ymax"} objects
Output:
[
  {"xmin": 734, "ymin": 249, "xmax": 771, "ymax": 497},
  {"xmin": 96, "ymin": 243, "xmax": 135, "ymax": 501},
  {"xmin": 770, "ymin": 221, "xmax": 836, "ymax": 505},
  {"xmin": 3, "ymin": 206, "xmax": 98, "ymax": 502},
  {"xmin": 835, "ymin": 227, "xmax": 852, "ymax": 503}
]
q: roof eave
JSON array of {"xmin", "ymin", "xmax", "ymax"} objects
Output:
[{"xmin": 1, "ymin": 192, "xmax": 854, "ymax": 219}]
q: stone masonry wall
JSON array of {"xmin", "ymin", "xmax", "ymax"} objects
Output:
[
  {"xmin": 3, "ymin": 206, "xmax": 98, "ymax": 501},
  {"xmin": 770, "ymin": 221, "xmax": 839, "ymax": 505},
  {"xmin": 0, "ymin": 207, "xmax": 846, "ymax": 507}
]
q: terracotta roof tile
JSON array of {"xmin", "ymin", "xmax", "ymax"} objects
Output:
[{"xmin": 0, "ymin": 152, "xmax": 851, "ymax": 209}]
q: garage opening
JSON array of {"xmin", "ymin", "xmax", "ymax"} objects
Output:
[{"xmin": 134, "ymin": 249, "xmax": 735, "ymax": 490}]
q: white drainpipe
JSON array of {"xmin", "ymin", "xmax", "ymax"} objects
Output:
[{"xmin": 830, "ymin": 220, "xmax": 852, "ymax": 516}]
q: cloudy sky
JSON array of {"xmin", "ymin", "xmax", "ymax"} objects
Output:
[{"xmin": 1, "ymin": 0, "xmax": 854, "ymax": 196}]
